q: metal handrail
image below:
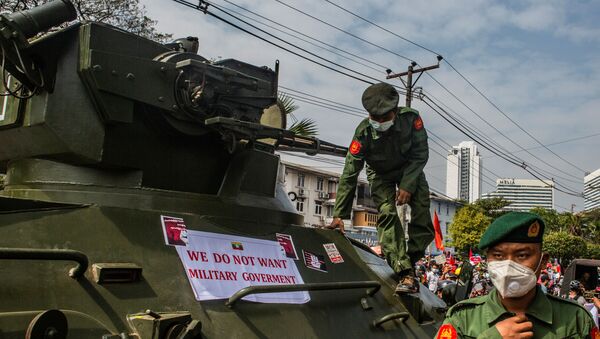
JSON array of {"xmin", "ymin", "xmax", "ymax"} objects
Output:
[
  {"xmin": 226, "ymin": 281, "xmax": 381, "ymax": 307},
  {"xmin": 372, "ymin": 312, "xmax": 410, "ymax": 328},
  {"xmin": 0, "ymin": 247, "xmax": 88, "ymax": 278}
]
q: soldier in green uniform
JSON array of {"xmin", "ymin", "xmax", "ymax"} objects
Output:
[
  {"xmin": 328, "ymin": 82, "xmax": 434, "ymax": 294},
  {"xmin": 436, "ymin": 212, "xmax": 599, "ymax": 339}
]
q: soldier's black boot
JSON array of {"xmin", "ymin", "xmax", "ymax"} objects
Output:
[{"xmin": 394, "ymin": 269, "xmax": 419, "ymax": 294}]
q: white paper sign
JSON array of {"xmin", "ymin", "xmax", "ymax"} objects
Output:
[
  {"xmin": 434, "ymin": 254, "xmax": 446, "ymax": 265},
  {"xmin": 174, "ymin": 230, "xmax": 309, "ymax": 304}
]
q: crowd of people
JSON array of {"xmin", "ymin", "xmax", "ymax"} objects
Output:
[{"xmin": 416, "ymin": 252, "xmax": 568, "ymax": 299}]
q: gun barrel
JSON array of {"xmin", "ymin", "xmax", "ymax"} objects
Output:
[{"xmin": 2, "ymin": 0, "xmax": 76, "ymax": 39}]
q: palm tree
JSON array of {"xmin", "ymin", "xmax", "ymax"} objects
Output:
[{"xmin": 277, "ymin": 93, "xmax": 317, "ymax": 137}]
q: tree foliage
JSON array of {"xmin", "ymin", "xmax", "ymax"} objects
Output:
[
  {"xmin": 581, "ymin": 208, "xmax": 600, "ymax": 243},
  {"xmin": 277, "ymin": 92, "xmax": 317, "ymax": 137},
  {"xmin": 474, "ymin": 197, "xmax": 511, "ymax": 218},
  {"xmin": 586, "ymin": 243, "xmax": 600, "ymax": 260},
  {"xmin": 0, "ymin": 0, "xmax": 172, "ymax": 42},
  {"xmin": 448, "ymin": 204, "xmax": 491, "ymax": 253},
  {"xmin": 542, "ymin": 231, "xmax": 587, "ymax": 266}
]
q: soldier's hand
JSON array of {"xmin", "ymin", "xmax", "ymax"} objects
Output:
[
  {"xmin": 495, "ymin": 314, "xmax": 533, "ymax": 338},
  {"xmin": 327, "ymin": 217, "xmax": 345, "ymax": 233},
  {"xmin": 396, "ymin": 189, "xmax": 412, "ymax": 205}
]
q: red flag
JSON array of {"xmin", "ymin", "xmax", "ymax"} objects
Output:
[
  {"xmin": 433, "ymin": 211, "xmax": 444, "ymax": 251},
  {"xmin": 469, "ymin": 248, "xmax": 473, "ymax": 261}
]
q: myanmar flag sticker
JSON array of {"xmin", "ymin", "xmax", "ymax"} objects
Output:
[{"xmin": 231, "ymin": 241, "xmax": 244, "ymax": 250}]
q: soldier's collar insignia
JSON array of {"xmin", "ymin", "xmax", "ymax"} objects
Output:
[
  {"xmin": 437, "ymin": 324, "xmax": 457, "ymax": 339},
  {"xmin": 528, "ymin": 221, "xmax": 540, "ymax": 238},
  {"xmin": 349, "ymin": 140, "xmax": 361, "ymax": 155}
]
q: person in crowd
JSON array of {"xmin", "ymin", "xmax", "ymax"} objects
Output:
[
  {"xmin": 540, "ymin": 274, "xmax": 549, "ymax": 294},
  {"xmin": 569, "ymin": 280, "xmax": 587, "ymax": 306},
  {"xmin": 427, "ymin": 263, "xmax": 440, "ymax": 293}
]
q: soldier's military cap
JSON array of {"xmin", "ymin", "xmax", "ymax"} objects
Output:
[
  {"xmin": 361, "ymin": 83, "xmax": 399, "ymax": 117},
  {"xmin": 478, "ymin": 212, "xmax": 545, "ymax": 250}
]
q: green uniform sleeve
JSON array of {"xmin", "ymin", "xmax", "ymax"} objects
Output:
[
  {"xmin": 333, "ymin": 138, "xmax": 365, "ymax": 219},
  {"xmin": 398, "ymin": 113, "xmax": 429, "ymax": 194}
]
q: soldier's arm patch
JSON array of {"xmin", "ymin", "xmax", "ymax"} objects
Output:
[
  {"xmin": 437, "ymin": 324, "xmax": 457, "ymax": 339},
  {"xmin": 413, "ymin": 116, "xmax": 424, "ymax": 130},
  {"xmin": 349, "ymin": 140, "xmax": 361, "ymax": 155}
]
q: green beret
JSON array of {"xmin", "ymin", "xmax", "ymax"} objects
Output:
[
  {"xmin": 478, "ymin": 212, "xmax": 545, "ymax": 250},
  {"xmin": 361, "ymin": 83, "xmax": 399, "ymax": 117}
]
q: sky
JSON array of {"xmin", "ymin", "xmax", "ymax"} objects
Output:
[{"xmin": 140, "ymin": 0, "xmax": 600, "ymax": 212}]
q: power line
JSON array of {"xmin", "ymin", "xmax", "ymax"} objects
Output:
[
  {"xmin": 280, "ymin": 86, "xmax": 365, "ymax": 112},
  {"xmin": 322, "ymin": 0, "xmax": 441, "ymax": 57},
  {"xmin": 268, "ymin": 0, "xmax": 584, "ymax": 188},
  {"xmin": 321, "ymin": 0, "xmax": 588, "ymax": 174},
  {"xmin": 174, "ymin": 0, "xmax": 584, "ymax": 197},
  {"xmin": 422, "ymin": 89, "xmax": 585, "ymax": 188},
  {"xmin": 421, "ymin": 95, "xmax": 583, "ymax": 197},
  {"xmin": 173, "ymin": 0, "xmax": 376, "ymax": 85},
  {"xmin": 484, "ymin": 132, "xmax": 600, "ymax": 159},
  {"xmin": 444, "ymin": 60, "xmax": 588, "ymax": 174},
  {"xmin": 424, "ymin": 74, "xmax": 584, "ymax": 182},
  {"xmin": 281, "ymin": 83, "xmax": 582, "ymax": 195},
  {"xmin": 422, "ymin": 94, "xmax": 581, "ymax": 195},
  {"xmin": 220, "ymin": 0, "xmax": 389, "ymax": 71},
  {"xmin": 281, "ymin": 92, "xmax": 364, "ymax": 119},
  {"xmin": 274, "ymin": 0, "xmax": 414, "ymax": 63}
]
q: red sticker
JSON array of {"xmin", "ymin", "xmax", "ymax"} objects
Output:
[
  {"xmin": 437, "ymin": 324, "xmax": 457, "ymax": 339},
  {"xmin": 414, "ymin": 116, "xmax": 424, "ymax": 130},
  {"xmin": 349, "ymin": 140, "xmax": 361, "ymax": 155},
  {"xmin": 591, "ymin": 327, "xmax": 600, "ymax": 339}
]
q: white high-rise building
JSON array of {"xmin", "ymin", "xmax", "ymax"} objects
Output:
[
  {"xmin": 488, "ymin": 178, "xmax": 554, "ymax": 211},
  {"xmin": 584, "ymin": 169, "xmax": 600, "ymax": 211},
  {"xmin": 446, "ymin": 141, "xmax": 482, "ymax": 203}
]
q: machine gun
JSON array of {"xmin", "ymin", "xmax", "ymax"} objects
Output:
[{"xmin": 0, "ymin": 0, "xmax": 347, "ymax": 179}]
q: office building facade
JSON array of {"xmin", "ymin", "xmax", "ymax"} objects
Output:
[
  {"xmin": 584, "ymin": 169, "xmax": 600, "ymax": 211},
  {"xmin": 446, "ymin": 141, "xmax": 482, "ymax": 203},
  {"xmin": 487, "ymin": 178, "xmax": 554, "ymax": 211}
]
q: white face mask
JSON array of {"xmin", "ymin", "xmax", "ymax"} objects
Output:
[
  {"xmin": 369, "ymin": 118, "xmax": 394, "ymax": 132},
  {"xmin": 488, "ymin": 258, "xmax": 541, "ymax": 298}
]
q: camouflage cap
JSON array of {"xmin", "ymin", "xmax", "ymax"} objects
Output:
[
  {"xmin": 478, "ymin": 212, "xmax": 545, "ymax": 250},
  {"xmin": 361, "ymin": 83, "xmax": 399, "ymax": 117}
]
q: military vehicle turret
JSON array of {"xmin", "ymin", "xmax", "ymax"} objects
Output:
[{"xmin": 0, "ymin": 1, "xmax": 453, "ymax": 337}]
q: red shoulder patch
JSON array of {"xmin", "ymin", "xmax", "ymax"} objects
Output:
[
  {"xmin": 591, "ymin": 326, "xmax": 600, "ymax": 339},
  {"xmin": 414, "ymin": 116, "xmax": 424, "ymax": 130},
  {"xmin": 349, "ymin": 140, "xmax": 361, "ymax": 155},
  {"xmin": 437, "ymin": 324, "xmax": 457, "ymax": 339}
]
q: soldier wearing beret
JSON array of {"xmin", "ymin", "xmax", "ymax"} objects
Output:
[
  {"xmin": 328, "ymin": 82, "xmax": 434, "ymax": 294},
  {"xmin": 436, "ymin": 212, "xmax": 598, "ymax": 339}
]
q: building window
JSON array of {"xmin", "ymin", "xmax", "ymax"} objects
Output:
[
  {"xmin": 314, "ymin": 201, "xmax": 322, "ymax": 215},
  {"xmin": 296, "ymin": 199, "xmax": 304, "ymax": 212},
  {"xmin": 326, "ymin": 205, "xmax": 333, "ymax": 217},
  {"xmin": 446, "ymin": 205, "xmax": 449, "ymax": 215},
  {"xmin": 438, "ymin": 202, "xmax": 441, "ymax": 213},
  {"xmin": 297, "ymin": 173, "xmax": 305, "ymax": 187},
  {"xmin": 316, "ymin": 177, "xmax": 324, "ymax": 191}
]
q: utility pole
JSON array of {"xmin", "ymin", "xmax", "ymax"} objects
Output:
[{"xmin": 385, "ymin": 55, "xmax": 443, "ymax": 108}]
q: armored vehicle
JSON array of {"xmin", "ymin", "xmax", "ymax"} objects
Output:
[{"xmin": 0, "ymin": 1, "xmax": 451, "ymax": 337}]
